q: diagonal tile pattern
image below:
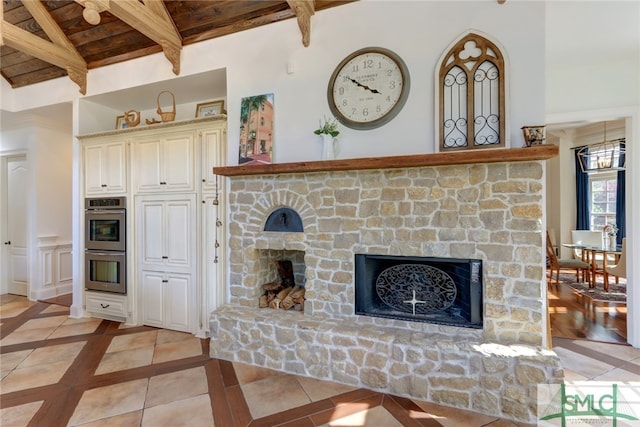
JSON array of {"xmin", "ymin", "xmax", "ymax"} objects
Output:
[{"xmin": 1, "ymin": 295, "xmax": 639, "ymax": 426}]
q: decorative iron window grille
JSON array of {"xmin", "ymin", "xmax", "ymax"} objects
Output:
[{"xmin": 439, "ymin": 33, "xmax": 506, "ymax": 151}]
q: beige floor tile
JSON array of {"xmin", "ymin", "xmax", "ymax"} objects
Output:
[
  {"xmin": 95, "ymin": 346, "xmax": 155, "ymax": 375},
  {"xmin": 41, "ymin": 304, "xmax": 70, "ymax": 314},
  {"xmin": 561, "ymin": 368, "xmax": 589, "ymax": 381},
  {"xmin": 1, "ymin": 359, "xmax": 73, "ymax": 394},
  {"xmin": 155, "ymin": 329, "xmax": 193, "ymax": 345},
  {"xmin": 0, "ymin": 294, "xmax": 25, "ymax": 305},
  {"xmin": 553, "ymin": 347, "xmax": 616, "ymax": 379},
  {"xmin": 593, "ymin": 367, "xmax": 640, "ymax": 381},
  {"xmin": 145, "ymin": 366, "xmax": 208, "ymax": 408},
  {"xmin": 69, "ymin": 410, "xmax": 143, "ymax": 427},
  {"xmin": 0, "ymin": 400, "xmax": 43, "ymax": 427},
  {"xmin": 141, "ymin": 394, "xmax": 214, "ymax": 427},
  {"xmin": 233, "ymin": 361, "xmax": 284, "ymax": 384},
  {"xmin": 107, "ymin": 330, "xmax": 158, "ymax": 353},
  {"xmin": 151, "ymin": 338, "xmax": 202, "ymax": 364},
  {"xmin": 319, "ymin": 405, "xmax": 405, "ymax": 427},
  {"xmin": 412, "ymin": 400, "xmax": 498, "ymax": 427},
  {"xmin": 0, "ymin": 299, "xmax": 34, "ymax": 319},
  {"xmin": 62, "ymin": 316, "xmax": 102, "ymax": 325},
  {"xmin": 296, "ymin": 375, "xmax": 357, "ymax": 401},
  {"xmin": 572, "ymin": 340, "xmax": 640, "ymax": 361},
  {"xmin": 67, "ymin": 378, "xmax": 148, "ymax": 426},
  {"xmin": 1, "ymin": 370, "xmax": 10, "ymax": 380},
  {"xmin": 0, "ymin": 327, "xmax": 56, "ymax": 346},
  {"xmin": 241, "ymin": 374, "xmax": 311, "ymax": 419},
  {"xmin": 0, "ymin": 349, "xmax": 33, "ymax": 371},
  {"xmin": 0, "ymin": 306, "xmax": 31, "ymax": 319},
  {"xmin": 48, "ymin": 319, "xmax": 102, "ymax": 339},
  {"xmin": 18, "ymin": 341, "xmax": 85, "ymax": 368},
  {"xmin": 16, "ymin": 315, "xmax": 68, "ymax": 331}
]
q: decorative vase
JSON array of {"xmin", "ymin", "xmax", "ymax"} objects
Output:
[
  {"xmin": 521, "ymin": 125, "xmax": 546, "ymax": 147},
  {"xmin": 321, "ymin": 134, "xmax": 336, "ymax": 160},
  {"xmin": 609, "ymin": 235, "xmax": 617, "ymax": 249}
]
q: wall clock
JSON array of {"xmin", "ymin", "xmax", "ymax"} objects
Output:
[{"xmin": 327, "ymin": 47, "xmax": 410, "ymax": 130}]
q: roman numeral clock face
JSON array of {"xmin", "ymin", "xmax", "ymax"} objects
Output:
[{"xmin": 328, "ymin": 47, "xmax": 410, "ymax": 130}]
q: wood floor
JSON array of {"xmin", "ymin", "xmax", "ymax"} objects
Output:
[{"xmin": 547, "ymin": 278, "xmax": 627, "ymax": 344}]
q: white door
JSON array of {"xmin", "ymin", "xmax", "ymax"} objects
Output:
[{"xmin": 4, "ymin": 155, "xmax": 28, "ymax": 295}]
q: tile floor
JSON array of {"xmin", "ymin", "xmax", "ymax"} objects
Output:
[{"xmin": 1, "ymin": 294, "xmax": 639, "ymax": 426}]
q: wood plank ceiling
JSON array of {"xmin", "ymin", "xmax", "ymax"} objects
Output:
[{"xmin": 1, "ymin": 0, "xmax": 353, "ymax": 94}]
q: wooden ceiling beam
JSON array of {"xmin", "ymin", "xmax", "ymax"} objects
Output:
[
  {"xmin": 75, "ymin": 0, "xmax": 182, "ymax": 75},
  {"xmin": 1, "ymin": 1, "xmax": 88, "ymax": 94},
  {"xmin": 287, "ymin": 0, "xmax": 315, "ymax": 47}
]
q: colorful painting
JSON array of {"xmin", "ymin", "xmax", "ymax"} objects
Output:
[{"xmin": 239, "ymin": 93, "xmax": 274, "ymax": 165}]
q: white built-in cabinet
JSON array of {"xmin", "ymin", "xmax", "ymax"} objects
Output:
[
  {"xmin": 137, "ymin": 194, "xmax": 196, "ymax": 332},
  {"xmin": 78, "ymin": 117, "xmax": 227, "ymax": 335},
  {"xmin": 84, "ymin": 140, "xmax": 127, "ymax": 194},
  {"xmin": 134, "ymin": 132, "xmax": 194, "ymax": 193}
]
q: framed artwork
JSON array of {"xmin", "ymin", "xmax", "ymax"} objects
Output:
[
  {"xmin": 238, "ymin": 93, "xmax": 274, "ymax": 166},
  {"xmin": 115, "ymin": 114, "xmax": 129, "ymax": 129},
  {"xmin": 195, "ymin": 100, "xmax": 225, "ymax": 117}
]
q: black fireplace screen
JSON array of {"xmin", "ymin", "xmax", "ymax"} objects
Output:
[{"xmin": 355, "ymin": 254, "xmax": 483, "ymax": 328}]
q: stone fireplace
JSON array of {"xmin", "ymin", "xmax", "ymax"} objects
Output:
[{"xmin": 211, "ymin": 146, "xmax": 563, "ymax": 423}]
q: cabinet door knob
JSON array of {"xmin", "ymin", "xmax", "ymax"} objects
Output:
[
  {"xmin": 100, "ymin": 303, "xmax": 110, "ymax": 308},
  {"xmin": 4, "ymin": 241, "xmax": 10, "ymax": 245},
  {"xmin": 101, "ymin": 184, "xmax": 107, "ymax": 187},
  {"xmin": 162, "ymin": 279, "xmax": 168, "ymax": 283},
  {"xmin": 162, "ymin": 255, "xmax": 168, "ymax": 259}
]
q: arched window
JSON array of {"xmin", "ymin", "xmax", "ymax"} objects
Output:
[{"xmin": 439, "ymin": 33, "xmax": 505, "ymax": 151}]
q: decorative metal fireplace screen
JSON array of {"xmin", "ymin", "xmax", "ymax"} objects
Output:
[{"xmin": 355, "ymin": 254, "xmax": 483, "ymax": 328}]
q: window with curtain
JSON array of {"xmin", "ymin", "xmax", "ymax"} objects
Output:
[
  {"xmin": 589, "ymin": 173, "xmax": 617, "ymax": 231},
  {"xmin": 439, "ymin": 33, "xmax": 506, "ymax": 151}
]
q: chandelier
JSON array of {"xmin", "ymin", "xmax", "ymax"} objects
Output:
[{"xmin": 577, "ymin": 122, "xmax": 626, "ymax": 173}]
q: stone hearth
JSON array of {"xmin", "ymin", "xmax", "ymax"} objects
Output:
[{"xmin": 210, "ymin": 148, "xmax": 563, "ymax": 423}]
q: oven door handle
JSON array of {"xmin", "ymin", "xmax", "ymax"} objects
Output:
[
  {"xmin": 86, "ymin": 209, "xmax": 126, "ymax": 214},
  {"xmin": 85, "ymin": 251, "xmax": 125, "ymax": 256}
]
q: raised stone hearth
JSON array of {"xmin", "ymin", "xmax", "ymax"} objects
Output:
[{"xmin": 211, "ymin": 148, "xmax": 563, "ymax": 422}]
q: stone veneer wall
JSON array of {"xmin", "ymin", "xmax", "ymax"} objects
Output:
[{"xmin": 210, "ymin": 161, "xmax": 563, "ymax": 422}]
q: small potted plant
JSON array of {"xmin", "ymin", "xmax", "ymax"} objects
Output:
[
  {"xmin": 314, "ymin": 116, "xmax": 340, "ymax": 138},
  {"xmin": 314, "ymin": 116, "xmax": 340, "ymax": 159}
]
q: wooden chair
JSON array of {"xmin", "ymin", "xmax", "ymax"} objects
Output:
[
  {"xmin": 605, "ymin": 238, "xmax": 627, "ymax": 284},
  {"xmin": 546, "ymin": 232, "xmax": 590, "ymax": 284}
]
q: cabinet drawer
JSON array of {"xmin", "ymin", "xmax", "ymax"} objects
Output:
[{"xmin": 86, "ymin": 292, "xmax": 127, "ymax": 319}]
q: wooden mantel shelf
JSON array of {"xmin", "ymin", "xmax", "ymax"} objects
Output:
[{"xmin": 214, "ymin": 145, "xmax": 559, "ymax": 177}]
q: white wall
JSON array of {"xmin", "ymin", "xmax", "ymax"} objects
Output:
[
  {"xmin": 0, "ymin": 114, "xmax": 73, "ymax": 299},
  {"xmin": 2, "ymin": 1, "xmax": 545, "ymax": 164}
]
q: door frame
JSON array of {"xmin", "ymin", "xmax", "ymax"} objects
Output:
[
  {"xmin": 546, "ymin": 107, "xmax": 639, "ymax": 348},
  {"xmin": 0, "ymin": 150, "xmax": 31, "ymax": 297}
]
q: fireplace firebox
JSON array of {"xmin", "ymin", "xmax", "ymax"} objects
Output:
[{"xmin": 355, "ymin": 254, "xmax": 483, "ymax": 328}]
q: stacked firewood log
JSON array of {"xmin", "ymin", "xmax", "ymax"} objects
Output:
[{"xmin": 259, "ymin": 260, "xmax": 306, "ymax": 311}]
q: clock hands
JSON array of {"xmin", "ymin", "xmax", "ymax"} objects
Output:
[{"xmin": 346, "ymin": 77, "xmax": 380, "ymax": 94}]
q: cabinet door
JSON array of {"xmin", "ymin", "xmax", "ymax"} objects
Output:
[
  {"xmin": 165, "ymin": 198, "xmax": 195, "ymax": 269},
  {"xmin": 138, "ymin": 200, "xmax": 165, "ymax": 267},
  {"xmin": 104, "ymin": 142, "xmax": 126, "ymax": 192},
  {"xmin": 85, "ymin": 142, "xmax": 127, "ymax": 194},
  {"xmin": 165, "ymin": 272, "xmax": 192, "ymax": 332},
  {"xmin": 201, "ymin": 127, "xmax": 225, "ymax": 191},
  {"xmin": 85, "ymin": 144, "xmax": 105, "ymax": 194},
  {"xmin": 140, "ymin": 270, "xmax": 166, "ymax": 328},
  {"xmin": 135, "ymin": 138, "xmax": 163, "ymax": 192},
  {"xmin": 164, "ymin": 134, "xmax": 194, "ymax": 191}
]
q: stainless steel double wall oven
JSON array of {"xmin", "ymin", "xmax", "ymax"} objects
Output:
[{"xmin": 85, "ymin": 197, "xmax": 126, "ymax": 294}]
